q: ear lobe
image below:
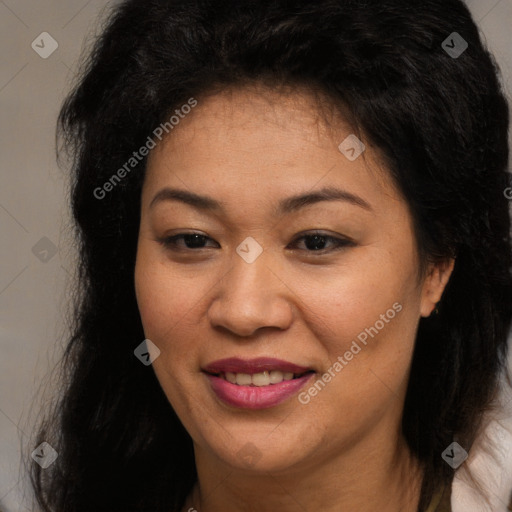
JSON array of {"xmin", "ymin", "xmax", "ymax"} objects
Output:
[{"xmin": 420, "ymin": 258, "xmax": 455, "ymax": 318}]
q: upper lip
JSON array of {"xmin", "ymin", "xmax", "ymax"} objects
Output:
[{"xmin": 203, "ymin": 357, "xmax": 313, "ymax": 375}]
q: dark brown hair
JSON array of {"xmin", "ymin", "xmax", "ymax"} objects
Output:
[{"xmin": 31, "ymin": 1, "xmax": 512, "ymax": 510}]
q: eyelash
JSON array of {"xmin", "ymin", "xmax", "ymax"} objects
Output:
[{"xmin": 158, "ymin": 231, "xmax": 355, "ymax": 254}]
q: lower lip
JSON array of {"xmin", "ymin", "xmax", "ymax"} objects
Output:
[{"xmin": 204, "ymin": 372, "xmax": 314, "ymax": 409}]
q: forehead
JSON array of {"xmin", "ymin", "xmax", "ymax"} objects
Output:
[
  {"xmin": 142, "ymin": 86, "xmax": 401, "ymax": 216},
  {"xmin": 149, "ymin": 85, "xmax": 355, "ymax": 163}
]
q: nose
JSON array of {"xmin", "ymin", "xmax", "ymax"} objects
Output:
[{"xmin": 207, "ymin": 249, "xmax": 294, "ymax": 338}]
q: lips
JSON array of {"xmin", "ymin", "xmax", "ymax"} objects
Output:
[
  {"xmin": 202, "ymin": 357, "xmax": 315, "ymax": 409},
  {"xmin": 203, "ymin": 357, "xmax": 312, "ymax": 375}
]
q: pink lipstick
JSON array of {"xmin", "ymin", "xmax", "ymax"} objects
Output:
[{"xmin": 202, "ymin": 357, "xmax": 315, "ymax": 409}]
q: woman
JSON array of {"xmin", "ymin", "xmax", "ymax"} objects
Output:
[{"xmin": 30, "ymin": 0, "xmax": 512, "ymax": 511}]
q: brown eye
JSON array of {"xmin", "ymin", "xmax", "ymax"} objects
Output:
[
  {"xmin": 158, "ymin": 231, "xmax": 355, "ymax": 254},
  {"xmin": 288, "ymin": 232, "xmax": 355, "ymax": 253},
  {"xmin": 159, "ymin": 233, "xmax": 219, "ymax": 250}
]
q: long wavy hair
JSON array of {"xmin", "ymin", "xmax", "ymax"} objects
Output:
[{"xmin": 30, "ymin": 0, "xmax": 512, "ymax": 511}]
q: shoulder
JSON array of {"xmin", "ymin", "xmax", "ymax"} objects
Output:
[{"xmin": 428, "ymin": 484, "xmax": 512, "ymax": 512}]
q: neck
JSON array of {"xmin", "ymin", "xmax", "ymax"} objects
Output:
[{"xmin": 184, "ymin": 433, "xmax": 423, "ymax": 512}]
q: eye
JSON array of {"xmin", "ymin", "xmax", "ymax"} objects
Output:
[
  {"xmin": 158, "ymin": 231, "xmax": 354, "ymax": 254},
  {"xmin": 158, "ymin": 233, "xmax": 219, "ymax": 251},
  {"xmin": 287, "ymin": 231, "xmax": 355, "ymax": 253}
]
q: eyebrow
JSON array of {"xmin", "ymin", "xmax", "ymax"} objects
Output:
[{"xmin": 149, "ymin": 186, "xmax": 373, "ymax": 215}]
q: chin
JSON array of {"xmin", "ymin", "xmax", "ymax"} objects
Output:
[{"xmin": 197, "ymin": 425, "xmax": 315, "ymax": 474}]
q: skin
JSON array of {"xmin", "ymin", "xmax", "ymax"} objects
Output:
[{"xmin": 134, "ymin": 84, "xmax": 454, "ymax": 512}]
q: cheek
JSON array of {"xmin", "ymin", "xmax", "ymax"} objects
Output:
[
  {"xmin": 293, "ymin": 248, "xmax": 421, "ymax": 410},
  {"xmin": 298, "ymin": 275, "xmax": 418, "ymax": 435},
  {"xmin": 134, "ymin": 248, "xmax": 202, "ymax": 375},
  {"xmin": 134, "ymin": 249, "xmax": 203, "ymax": 418},
  {"xmin": 290, "ymin": 251, "xmax": 418, "ymax": 350}
]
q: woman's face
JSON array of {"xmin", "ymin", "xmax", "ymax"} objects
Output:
[{"xmin": 134, "ymin": 86, "xmax": 451, "ymax": 475}]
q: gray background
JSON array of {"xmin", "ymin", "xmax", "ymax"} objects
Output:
[{"xmin": 0, "ymin": 0, "xmax": 511, "ymax": 510}]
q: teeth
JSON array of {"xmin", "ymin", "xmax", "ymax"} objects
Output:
[
  {"xmin": 269, "ymin": 370, "xmax": 284, "ymax": 384},
  {"xmin": 222, "ymin": 370, "xmax": 300, "ymax": 386},
  {"xmin": 235, "ymin": 373, "xmax": 252, "ymax": 386},
  {"xmin": 252, "ymin": 371, "xmax": 271, "ymax": 386},
  {"xmin": 225, "ymin": 372, "xmax": 237, "ymax": 384}
]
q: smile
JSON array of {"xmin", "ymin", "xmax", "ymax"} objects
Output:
[
  {"xmin": 218, "ymin": 370, "xmax": 310, "ymax": 386},
  {"xmin": 202, "ymin": 357, "xmax": 316, "ymax": 409}
]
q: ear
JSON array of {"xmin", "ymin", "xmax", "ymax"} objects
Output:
[{"xmin": 420, "ymin": 258, "xmax": 455, "ymax": 318}]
